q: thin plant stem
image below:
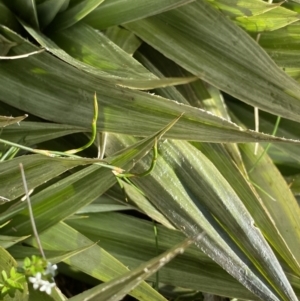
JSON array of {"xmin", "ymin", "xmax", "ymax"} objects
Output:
[
  {"xmin": 254, "ymin": 32, "xmax": 261, "ymax": 156},
  {"xmin": 100, "ymin": 132, "xmax": 108, "ymax": 159},
  {"xmin": 0, "ymin": 92, "xmax": 100, "ymax": 158},
  {"xmin": 0, "ymin": 138, "xmax": 121, "ymax": 172},
  {"xmin": 119, "ymin": 138, "xmax": 158, "ymax": 179},
  {"xmin": 65, "ymin": 92, "xmax": 98, "ymax": 154},
  {"xmin": 0, "ymin": 146, "xmax": 19, "ymax": 161},
  {"xmin": 248, "ymin": 116, "xmax": 281, "ymax": 174},
  {"xmin": 153, "ymin": 221, "xmax": 159, "ymax": 291},
  {"xmin": 250, "ymin": 180, "xmax": 276, "ymax": 202},
  {"xmin": 19, "ymin": 163, "xmax": 46, "ymax": 260},
  {"xmin": 0, "ymin": 48, "xmax": 45, "ymax": 60},
  {"xmin": 254, "ymin": 106, "xmax": 259, "ymax": 155},
  {"xmin": 97, "ymin": 132, "xmax": 101, "ymax": 159}
]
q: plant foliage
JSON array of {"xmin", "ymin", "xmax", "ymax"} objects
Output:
[{"xmin": 0, "ymin": 0, "xmax": 300, "ymax": 300}]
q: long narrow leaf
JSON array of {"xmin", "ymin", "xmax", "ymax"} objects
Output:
[
  {"xmin": 27, "ymin": 222, "xmax": 168, "ymax": 301},
  {"xmin": 125, "ymin": 1, "xmax": 300, "ymax": 123},
  {"xmin": 67, "ymin": 212, "xmax": 257, "ymax": 300},
  {"xmin": 83, "ymin": 0, "xmax": 195, "ymax": 30},
  {"xmin": 49, "ymin": 0, "xmax": 104, "ymax": 31},
  {"xmin": 105, "ymin": 134, "xmax": 297, "ymax": 301},
  {"xmin": 68, "ymin": 236, "xmax": 199, "ymax": 301},
  {"xmin": 0, "ymin": 26, "xmax": 299, "ymax": 143},
  {"xmin": 23, "ymin": 22, "xmax": 196, "ymax": 90},
  {"xmin": 2, "ymin": 0, "xmax": 39, "ymax": 29}
]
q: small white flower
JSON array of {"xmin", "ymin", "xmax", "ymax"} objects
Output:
[
  {"xmin": 29, "ymin": 272, "xmax": 56, "ymax": 295},
  {"xmin": 28, "ymin": 272, "xmax": 44, "ymax": 290},
  {"xmin": 44, "ymin": 263, "xmax": 57, "ymax": 277},
  {"xmin": 39, "ymin": 280, "xmax": 56, "ymax": 295}
]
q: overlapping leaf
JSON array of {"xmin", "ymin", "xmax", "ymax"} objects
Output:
[
  {"xmin": 105, "ymin": 134, "xmax": 297, "ymax": 301},
  {"xmin": 206, "ymin": 0, "xmax": 282, "ymax": 18},
  {"xmin": 49, "ymin": 0, "xmax": 104, "ymax": 31},
  {"xmin": 206, "ymin": 0, "xmax": 300, "ymax": 32},
  {"xmin": 22, "ymin": 22, "xmax": 196, "ymax": 89},
  {"xmin": 26, "ymin": 222, "xmax": 168, "ymax": 301},
  {"xmin": 82, "ymin": 0, "xmax": 195, "ymax": 30},
  {"xmin": 1, "ymin": 0, "xmax": 39, "ymax": 28},
  {"xmin": 67, "ymin": 212, "xmax": 257, "ymax": 300},
  {"xmin": 136, "ymin": 43, "xmax": 300, "ymax": 282},
  {"xmin": 1, "ymin": 26, "xmax": 298, "ymax": 143},
  {"xmin": 0, "ymin": 122, "xmax": 86, "ymax": 147},
  {"xmin": 67, "ymin": 236, "xmax": 199, "ymax": 301},
  {"xmin": 1, "ymin": 1, "xmax": 300, "ymax": 300},
  {"xmin": 125, "ymin": 1, "xmax": 300, "ymax": 123},
  {"xmin": 36, "ymin": 0, "xmax": 67, "ymax": 29}
]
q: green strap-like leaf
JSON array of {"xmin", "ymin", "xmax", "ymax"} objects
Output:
[
  {"xmin": 83, "ymin": 0, "xmax": 195, "ymax": 30},
  {"xmin": 239, "ymin": 142, "xmax": 300, "ymax": 275},
  {"xmin": 27, "ymin": 222, "xmax": 169, "ymax": 301},
  {"xmin": 2, "ymin": 0, "xmax": 39, "ymax": 29},
  {"xmin": 236, "ymin": 7, "xmax": 300, "ymax": 32},
  {"xmin": 105, "ymin": 134, "xmax": 297, "ymax": 301},
  {"xmin": 67, "ymin": 212, "xmax": 257, "ymax": 299},
  {"xmin": 206, "ymin": 0, "xmax": 282, "ymax": 18},
  {"xmin": 0, "ymin": 26, "xmax": 299, "ymax": 144},
  {"xmin": 125, "ymin": 1, "xmax": 300, "ymax": 123},
  {"xmin": 0, "ymin": 3, "xmax": 21, "ymax": 33},
  {"xmin": 23, "ymin": 22, "xmax": 196, "ymax": 90},
  {"xmin": 36, "ymin": 0, "xmax": 67, "ymax": 29},
  {"xmin": 0, "ymin": 155, "xmax": 88, "ymax": 201},
  {"xmin": 135, "ymin": 47, "xmax": 300, "ymax": 279},
  {"xmin": 105, "ymin": 27, "xmax": 142, "ymax": 56},
  {"xmin": 49, "ymin": 0, "xmax": 104, "ymax": 32},
  {"xmin": 67, "ymin": 236, "xmax": 197, "ymax": 301},
  {"xmin": 206, "ymin": 0, "xmax": 300, "ymax": 32}
]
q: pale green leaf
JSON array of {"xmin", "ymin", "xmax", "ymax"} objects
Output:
[
  {"xmin": 239, "ymin": 143, "xmax": 300, "ymax": 275},
  {"xmin": 258, "ymin": 22, "xmax": 300, "ymax": 69},
  {"xmin": 9, "ymin": 242, "xmax": 97, "ymax": 266},
  {"xmin": 27, "ymin": 222, "xmax": 168, "ymax": 301},
  {"xmin": 66, "ymin": 212, "xmax": 256, "ymax": 299},
  {"xmin": 68, "ymin": 237, "xmax": 198, "ymax": 301},
  {"xmin": 0, "ymin": 247, "xmax": 28, "ymax": 301},
  {"xmin": 236, "ymin": 7, "xmax": 300, "ymax": 32},
  {"xmin": 206, "ymin": 0, "xmax": 282, "ymax": 18},
  {"xmin": 206, "ymin": 0, "xmax": 300, "ymax": 32}
]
